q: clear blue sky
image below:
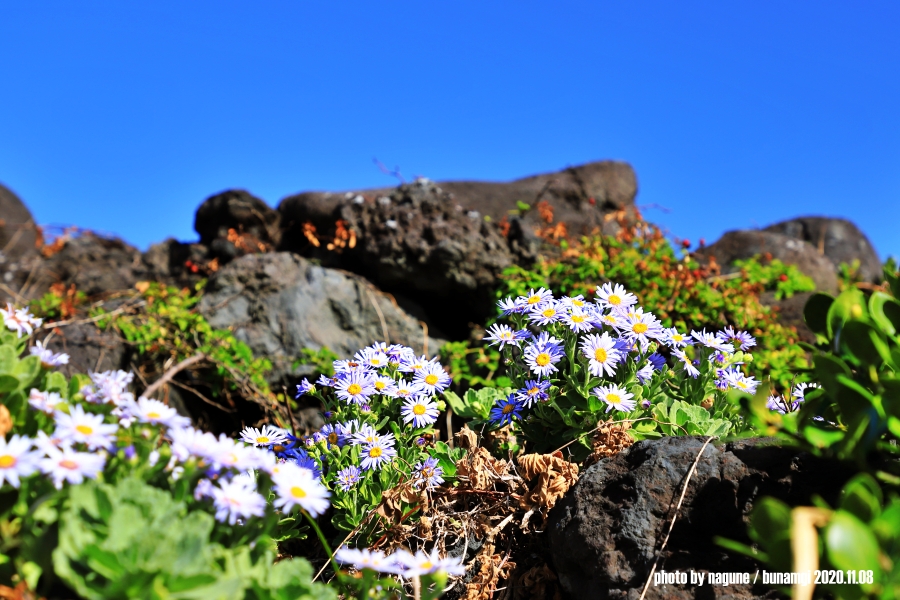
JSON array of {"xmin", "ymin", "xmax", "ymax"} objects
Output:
[{"xmin": 2, "ymin": 2, "xmax": 898, "ymax": 261}]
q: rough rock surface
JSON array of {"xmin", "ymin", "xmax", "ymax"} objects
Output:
[
  {"xmin": 547, "ymin": 437, "xmax": 852, "ymax": 600},
  {"xmin": 696, "ymin": 229, "xmax": 840, "ymax": 294},
  {"xmin": 23, "ymin": 233, "xmax": 154, "ymax": 300},
  {"xmin": 0, "ymin": 183, "xmax": 39, "ymax": 263},
  {"xmin": 37, "ymin": 323, "xmax": 129, "ymax": 377},
  {"xmin": 197, "ymin": 252, "xmax": 446, "ymax": 386},
  {"xmin": 764, "ymin": 216, "xmax": 881, "ymax": 283},
  {"xmin": 278, "ymin": 161, "xmax": 639, "ymax": 335},
  {"xmin": 194, "ymin": 189, "xmax": 281, "ymax": 262}
]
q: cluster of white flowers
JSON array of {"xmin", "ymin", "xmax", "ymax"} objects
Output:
[{"xmin": 335, "ymin": 546, "xmax": 465, "ymax": 578}]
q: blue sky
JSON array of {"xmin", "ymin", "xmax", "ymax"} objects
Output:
[{"xmin": 2, "ymin": 2, "xmax": 898, "ymax": 261}]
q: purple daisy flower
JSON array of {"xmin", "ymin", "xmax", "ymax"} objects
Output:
[{"xmin": 489, "ymin": 394, "xmax": 523, "ymax": 427}]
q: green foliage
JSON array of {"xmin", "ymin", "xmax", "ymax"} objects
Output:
[
  {"xmin": 732, "ymin": 256, "xmax": 816, "ymax": 300},
  {"xmin": 719, "ymin": 474, "xmax": 900, "ymax": 598},
  {"xmin": 442, "ymin": 387, "xmax": 512, "ymax": 421},
  {"xmin": 725, "ymin": 260, "xmax": 900, "ymax": 598},
  {"xmin": 53, "ymin": 477, "xmax": 334, "ymax": 600},
  {"xmin": 87, "ymin": 282, "xmax": 276, "ymax": 407},
  {"xmin": 439, "ymin": 341, "xmax": 507, "ymax": 392},
  {"xmin": 293, "ymin": 347, "xmax": 339, "ymax": 380}
]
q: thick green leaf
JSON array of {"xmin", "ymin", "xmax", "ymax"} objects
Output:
[
  {"xmin": 825, "ymin": 511, "xmax": 882, "ymax": 573},
  {"xmin": 13, "ymin": 355, "xmax": 41, "ymax": 387},
  {"xmin": 869, "ymin": 291, "xmax": 900, "ymax": 336},
  {"xmin": 0, "ymin": 374, "xmax": 19, "ymax": 393},
  {"xmin": 839, "ymin": 474, "xmax": 882, "ymax": 522},
  {"xmin": 0, "ymin": 344, "xmax": 17, "ymax": 373},
  {"xmin": 827, "ymin": 288, "xmax": 867, "ymax": 340},
  {"xmin": 841, "ymin": 320, "xmax": 890, "ymax": 367}
]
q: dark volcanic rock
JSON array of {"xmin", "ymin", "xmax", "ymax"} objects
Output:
[
  {"xmin": 280, "ymin": 178, "xmax": 520, "ymax": 336},
  {"xmin": 696, "ymin": 229, "xmax": 839, "ymax": 294},
  {"xmin": 197, "ymin": 252, "xmax": 446, "ymax": 386},
  {"xmin": 0, "ymin": 183, "xmax": 39, "ymax": 262},
  {"xmin": 764, "ymin": 217, "xmax": 881, "ymax": 283},
  {"xmin": 22, "ymin": 232, "xmax": 154, "ymax": 300},
  {"xmin": 36, "ymin": 323, "xmax": 129, "ymax": 377},
  {"xmin": 194, "ymin": 189, "xmax": 281, "ymax": 261},
  {"xmin": 278, "ymin": 161, "xmax": 639, "ymax": 336},
  {"xmin": 548, "ymin": 437, "xmax": 852, "ymax": 600}
]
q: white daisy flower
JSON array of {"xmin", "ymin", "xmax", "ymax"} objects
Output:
[
  {"xmin": 40, "ymin": 445, "xmax": 106, "ymax": 489},
  {"xmin": 0, "ymin": 303, "xmax": 42, "ymax": 337},
  {"xmin": 129, "ymin": 397, "xmax": 190, "ymax": 428},
  {"xmin": 53, "ymin": 404, "xmax": 119, "ymax": 450},
  {"xmin": 28, "ymin": 388, "xmax": 65, "ymax": 414},
  {"xmin": 595, "ymin": 283, "xmax": 638, "ymax": 311},
  {"xmin": 29, "ymin": 340, "xmax": 69, "ymax": 368},
  {"xmin": 394, "ymin": 548, "xmax": 466, "ymax": 577},
  {"xmin": 0, "ymin": 435, "xmax": 41, "ymax": 488},
  {"xmin": 168, "ymin": 426, "xmax": 219, "ymax": 463},
  {"xmin": 239, "ymin": 424, "xmax": 288, "ymax": 447},
  {"xmin": 335, "ymin": 547, "xmax": 400, "ymax": 574},
  {"xmin": 401, "ymin": 396, "xmax": 440, "ymax": 428},
  {"xmin": 272, "ymin": 466, "xmax": 331, "ymax": 517},
  {"xmin": 211, "ymin": 477, "xmax": 266, "ymax": 525},
  {"xmin": 592, "ymin": 384, "xmax": 636, "ymax": 413},
  {"xmin": 580, "ymin": 332, "xmax": 622, "ymax": 378}
]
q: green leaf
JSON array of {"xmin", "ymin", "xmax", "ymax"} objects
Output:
[
  {"xmin": 13, "ymin": 355, "xmax": 41, "ymax": 387},
  {"xmin": 443, "ymin": 391, "xmax": 477, "ymax": 419},
  {"xmin": 827, "ymin": 288, "xmax": 867, "ymax": 340},
  {"xmin": 869, "ymin": 291, "xmax": 900, "ymax": 336},
  {"xmin": 839, "ymin": 474, "xmax": 882, "ymax": 522},
  {"xmin": 0, "ymin": 344, "xmax": 17, "ymax": 374},
  {"xmin": 825, "ymin": 511, "xmax": 882, "ymax": 574},
  {"xmin": 804, "ymin": 292, "xmax": 835, "ymax": 336},
  {"xmin": 841, "ymin": 319, "xmax": 890, "ymax": 367},
  {"xmin": 0, "ymin": 374, "xmax": 19, "ymax": 393}
]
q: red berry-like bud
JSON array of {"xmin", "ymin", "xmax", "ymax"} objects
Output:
[
  {"xmin": 779, "ymin": 274, "xmax": 788, "ymax": 282},
  {"xmin": 682, "ymin": 239, "xmax": 691, "ymax": 248}
]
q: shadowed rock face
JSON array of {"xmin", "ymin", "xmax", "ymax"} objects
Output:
[
  {"xmin": 194, "ymin": 189, "xmax": 281, "ymax": 261},
  {"xmin": 0, "ymin": 183, "xmax": 38, "ymax": 263},
  {"xmin": 696, "ymin": 229, "xmax": 840, "ymax": 294},
  {"xmin": 764, "ymin": 216, "xmax": 881, "ymax": 283},
  {"xmin": 277, "ymin": 161, "xmax": 639, "ymax": 336},
  {"xmin": 547, "ymin": 437, "xmax": 851, "ymax": 600},
  {"xmin": 197, "ymin": 252, "xmax": 446, "ymax": 387}
]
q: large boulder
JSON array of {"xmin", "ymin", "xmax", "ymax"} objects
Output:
[
  {"xmin": 0, "ymin": 183, "xmax": 39, "ymax": 263},
  {"xmin": 280, "ymin": 178, "xmax": 522, "ymax": 337},
  {"xmin": 21, "ymin": 232, "xmax": 155, "ymax": 300},
  {"xmin": 696, "ymin": 229, "xmax": 840, "ymax": 294},
  {"xmin": 197, "ymin": 252, "xmax": 446, "ymax": 386},
  {"xmin": 548, "ymin": 437, "xmax": 852, "ymax": 600},
  {"xmin": 194, "ymin": 189, "xmax": 281, "ymax": 262},
  {"xmin": 764, "ymin": 217, "xmax": 881, "ymax": 283},
  {"xmin": 278, "ymin": 161, "xmax": 639, "ymax": 336}
]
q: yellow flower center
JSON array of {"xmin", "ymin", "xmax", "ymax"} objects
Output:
[
  {"xmin": 571, "ymin": 314, "xmax": 585, "ymax": 323},
  {"xmin": 273, "ymin": 444, "xmax": 285, "ymax": 453},
  {"xmin": 146, "ymin": 412, "xmax": 161, "ymax": 420},
  {"xmin": 542, "ymin": 308, "xmax": 555, "ymax": 318},
  {"xmin": 347, "ymin": 383, "xmax": 363, "ymax": 395},
  {"xmin": 632, "ymin": 323, "xmax": 648, "ymax": 334},
  {"xmin": 421, "ymin": 561, "xmax": 433, "ymax": 570},
  {"xmin": 535, "ymin": 353, "xmax": 551, "ymax": 367},
  {"xmin": 573, "ymin": 299, "xmax": 585, "ymax": 307},
  {"xmin": 413, "ymin": 404, "xmax": 427, "ymax": 415},
  {"xmin": 673, "ymin": 334, "xmax": 683, "ymax": 342},
  {"xmin": 256, "ymin": 436, "xmax": 270, "ymax": 444},
  {"xmin": 737, "ymin": 381, "xmax": 748, "ymax": 389},
  {"xmin": 528, "ymin": 387, "xmax": 539, "ymax": 395},
  {"xmin": 527, "ymin": 295, "xmax": 542, "ymax": 305},
  {"xmin": 425, "ymin": 374, "xmax": 439, "ymax": 385},
  {"xmin": 327, "ymin": 433, "xmax": 339, "ymax": 443},
  {"xmin": 375, "ymin": 381, "xmax": 386, "ymax": 390},
  {"xmin": 502, "ymin": 403, "xmax": 515, "ymax": 414},
  {"xmin": 608, "ymin": 294, "xmax": 621, "ymax": 305},
  {"xmin": 607, "ymin": 393, "xmax": 621, "ymax": 404},
  {"xmin": 59, "ymin": 459, "xmax": 79, "ymax": 470},
  {"xmin": 594, "ymin": 348, "xmax": 608, "ymax": 362},
  {"xmin": 0, "ymin": 455, "xmax": 16, "ymax": 469},
  {"xmin": 369, "ymin": 446, "xmax": 383, "ymax": 458},
  {"xmin": 75, "ymin": 424, "xmax": 94, "ymax": 435},
  {"xmin": 291, "ymin": 486, "xmax": 307, "ymax": 498}
]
